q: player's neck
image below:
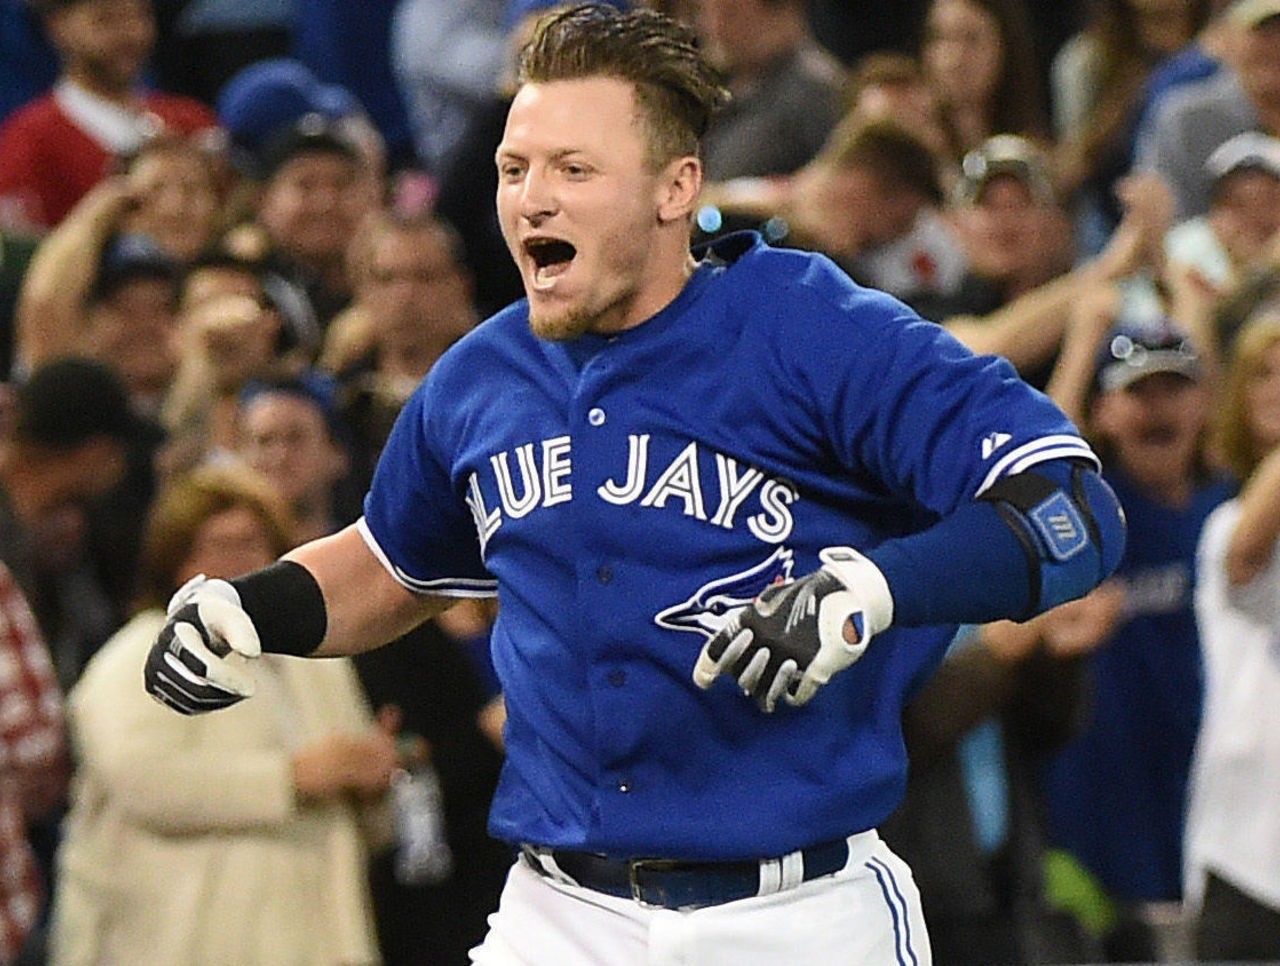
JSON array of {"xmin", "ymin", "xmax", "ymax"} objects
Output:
[{"xmin": 593, "ymin": 251, "xmax": 698, "ymax": 337}]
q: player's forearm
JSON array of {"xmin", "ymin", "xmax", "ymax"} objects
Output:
[
  {"xmin": 285, "ymin": 523, "xmax": 448, "ymax": 656},
  {"xmin": 865, "ymin": 459, "xmax": 1126, "ymax": 627},
  {"xmin": 235, "ymin": 523, "xmax": 447, "ymax": 658},
  {"xmin": 145, "ymin": 525, "xmax": 451, "ymax": 713}
]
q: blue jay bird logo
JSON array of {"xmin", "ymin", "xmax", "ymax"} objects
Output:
[{"xmin": 655, "ymin": 548, "xmax": 795, "ymax": 639}]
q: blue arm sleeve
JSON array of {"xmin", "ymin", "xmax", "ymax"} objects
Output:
[{"xmin": 864, "ymin": 459, "xmax": 1126, "ymax": 627}]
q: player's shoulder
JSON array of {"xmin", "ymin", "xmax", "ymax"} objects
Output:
[
  {"xmin": 703, "ymin": 231, "xmax": 942, "ymax": 338},
  {"xmin": 419, "ymin": 299, "xmax": 532, "ymax": 388}
]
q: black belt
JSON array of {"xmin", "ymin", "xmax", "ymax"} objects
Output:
[{"xmin": 521, "ymin": 837, "xmax": 851, "ymax": 910}]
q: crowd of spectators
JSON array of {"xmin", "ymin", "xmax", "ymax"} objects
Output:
[{"xmin": 0, "ymin": 0, "xmax": 1278, "ymax": 963}]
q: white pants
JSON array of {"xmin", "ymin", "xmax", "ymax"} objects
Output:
[{"xmin": 470, "ymin": 831, "xmax": 931, "ymax": 966}]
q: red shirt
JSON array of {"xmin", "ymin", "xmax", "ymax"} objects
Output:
[
  {"xmin": 0, "ymin": 88, "xmax": 218, "ymax": 230},
  {"xmin": 0, "ymin": 561, "xmax": 65, "ymax": 963}
]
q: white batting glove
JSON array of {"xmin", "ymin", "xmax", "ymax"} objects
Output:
[
  {"xmin": 144, "ymin": 575, "xmax": 262, "ymax": 715},
  {"xmin": 692, "ymin": 547, "xmax": 894, "ymax": 711}
]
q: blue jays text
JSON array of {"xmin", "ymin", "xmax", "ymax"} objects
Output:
[{"xmin": 466, "ymin": 434, "xmax": 799, "ymax": 554}]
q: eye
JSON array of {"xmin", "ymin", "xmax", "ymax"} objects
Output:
[{"xmin": 708, "ymin": 600, "xmax": 728, "ymax": 616}]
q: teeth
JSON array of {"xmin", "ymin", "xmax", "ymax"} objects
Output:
[
  {"xmin": 532, "ymin": 256, "xmax": 571, "ymax": 290},
  {"xmin": 533, "ymin": 264, "xmax": 557, "ymax": 290}
]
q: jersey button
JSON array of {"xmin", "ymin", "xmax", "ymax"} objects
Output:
[
  {"xmin": 617, "ymin": 780, "xmax": 632, "ymax": 793},
  {"xmin": 596, "ymin": 565, "xmax": 613, "ymax": 584},
  {"xmin": 588, "ymin": 407, "xmax": 606, "ymax": 426},
  {"xmin": 607, "ymin": 669, "xmax": 627, "ymax": 687}
]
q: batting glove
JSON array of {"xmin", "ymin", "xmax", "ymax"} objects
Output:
[
  {"xmin": 143, "ymin": 574, "xmax": 261, "ymax": 715},
  {"xmin": 692, "ymin": 547, "xmax": 893, "ymax": 711}
]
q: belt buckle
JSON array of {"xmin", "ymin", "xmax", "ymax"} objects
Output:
[{"xmin": 627, "ymin": 857, "xmax": 683, "ymax": 907}]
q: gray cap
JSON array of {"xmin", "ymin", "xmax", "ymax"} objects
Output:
[
  {"xmin": 956, "ymin": 134, "xmax": 1055, "ymax": 206},
  {"xmin": 1094, "ymin": 327, "xmax": 1201, "ymax": 395}
]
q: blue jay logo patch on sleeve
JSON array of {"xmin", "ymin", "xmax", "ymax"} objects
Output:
[{"xmin": 1029, "ymin": 492, "xmax": 1088, "ymax": 561}]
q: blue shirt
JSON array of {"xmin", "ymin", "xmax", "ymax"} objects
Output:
[
  {"xmin": 0, "ymin": 0, "xmax": 56, "ymax": 125},
  {"xmin": 1043, "ymin": 469, "xmax": 1233, "ymax": 900},
  {"xmin": 363, "ymin": 233, "xmax": 1095, "ymax": 860}
]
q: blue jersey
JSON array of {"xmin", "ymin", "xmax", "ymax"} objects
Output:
[
  {"xmin": 1042, "ymin": 469, "xmax": 1233, "ymax": 901},
  {"xmin": 362, "ymin": 232, "xmax": 1095, "ymax": 860}
]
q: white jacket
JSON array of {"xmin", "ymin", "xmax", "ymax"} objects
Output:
[
  {"xmin": 49, "ymin": 611, "xmax": 389, "ymax": 966},
  {"xmin": 1186, "ymin": 501, "xmax": 1280, "ymax": 911}
]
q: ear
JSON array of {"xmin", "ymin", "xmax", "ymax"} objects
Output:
[{"xmin": 656, "ymin": 155, "xmax": 704, "ymax": 225}]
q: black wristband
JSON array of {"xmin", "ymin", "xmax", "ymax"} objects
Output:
[{"xmin": 230, "ymin": 560, "xmax": 328, "ymax": 657}]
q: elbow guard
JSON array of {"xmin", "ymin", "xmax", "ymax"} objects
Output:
[{"xmin": 978, "ymin": 459, "xmax": 1125, "ymax": 620}]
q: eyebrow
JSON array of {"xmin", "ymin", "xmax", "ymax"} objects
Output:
[{"xmin": 495, "ymin": 147, "xmax": 589, "ymax": 165}]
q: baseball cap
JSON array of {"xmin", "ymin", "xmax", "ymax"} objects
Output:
[
  {"xmin": 1093, "ymin": 326, "xmax": 1201, "ymax": 395},
  {"xmin": 956, "ymin": 134, "xmax": 1055, "ymax": 206},
  {"xmin": 217, "ymin": 59, "xmax": 364, "ymax": 174},
  {"xmin": 16, "ymin": 357, "xmax": 149, "ymax": 448},
  {"xmin": 254, "ymin": 112, "xmax": 361, "ymax": 182},
  {"xmin": 1226, "ymin": 0, "xmax": 1280, "ymax": 29},
  {"xmin": 239, "ymin": 371, "xmax": 349, "ymax": 445},
  {"xmin": 92, "ymin": 233, "xmax": 181, "ymax": 303},
  {"xmin": 1205, "ymin": 130, "xmax": 1280, "ymax": 187}
]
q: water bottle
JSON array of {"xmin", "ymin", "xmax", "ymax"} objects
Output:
[{"xmin": 390, "ymin": 760, "xmax": 454, "ymax": 885}]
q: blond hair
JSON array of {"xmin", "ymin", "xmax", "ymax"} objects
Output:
[
  {"xmin": 135, "ymin": 462, "xmax": 296, "ymax": 610},
  {"xmin": 1212, "ymin": 311, "xmax": 1280, "ymax": 482}
]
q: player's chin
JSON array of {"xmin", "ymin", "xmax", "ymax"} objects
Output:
[{"xmin": 528, "ymin": 303, "xmax": 594, "ymax": 342}]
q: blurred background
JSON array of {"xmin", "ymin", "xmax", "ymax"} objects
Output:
[{"xmin": 1, "ymin": 0, "xmax": 1279, "ymax": 963}]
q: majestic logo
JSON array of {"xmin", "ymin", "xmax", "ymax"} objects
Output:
[
  {"xmin": 981, "ymin": 432, "xmax": 1012, "ymax": 460},
  {"xmin": 654, "ymin": 547, "xmax": 795, "ymax": 639}
]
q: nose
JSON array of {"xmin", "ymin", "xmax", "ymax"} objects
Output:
[
  {"xmin": 518, "ymin": 167, "xmax": 557, "ymax": 225},
  {"xmin": 152, "ymin": 182, "xmax": 187, "ymax": 216}
]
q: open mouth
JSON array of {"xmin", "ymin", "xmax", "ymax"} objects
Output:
[{"xmin": 524, "ymin": 238, "xmax": 577, "ymax": 289}]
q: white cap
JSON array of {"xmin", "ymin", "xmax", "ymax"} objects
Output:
[
  {"xmin": 1205, "ymin": 131, "xmax": 1280, "ymax": 185},
  {"xmin": 1227, "ymin": 0, "xmax": 1280, "ymax": 29}
]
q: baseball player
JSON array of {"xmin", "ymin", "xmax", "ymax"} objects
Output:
[{"xmin": 143, "ymin": 6, "xmax": 1125, "ymax": 964}]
